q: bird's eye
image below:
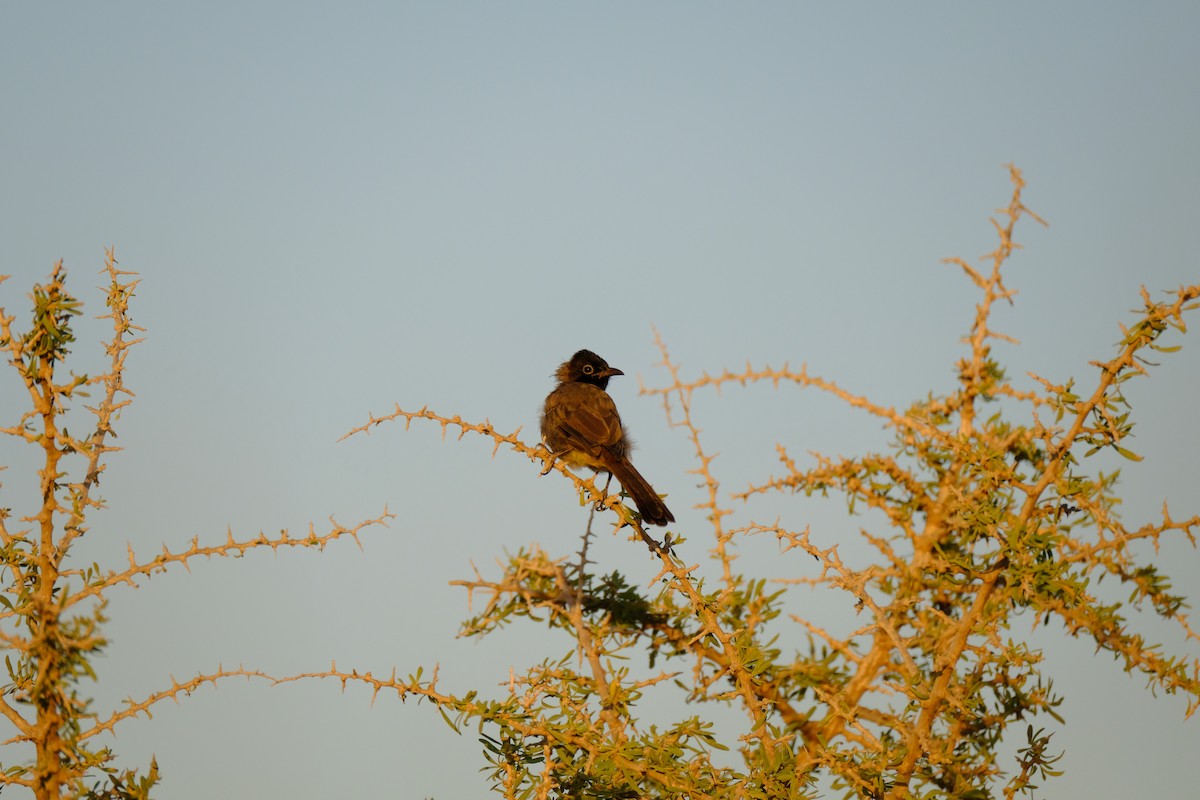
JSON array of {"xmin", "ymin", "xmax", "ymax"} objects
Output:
[{"xmin": 582, "ymin": 364, "xmax": 595, "ymax": 375}]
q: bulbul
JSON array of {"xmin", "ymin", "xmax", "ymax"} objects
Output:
[{"xmin": 540, "ymin": 349, "xmax": 675, "ymax": 527}]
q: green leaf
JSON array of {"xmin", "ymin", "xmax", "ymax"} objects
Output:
[
  {"xmin": 1114, "ymin": 446, "xmax": 1143, "ymax": 462},
  {"xmin": 438, "ymin": 705, "xmax": 461, "ymax": 734}
]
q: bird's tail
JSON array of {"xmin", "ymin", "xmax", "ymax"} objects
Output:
[{"xmin": 607, "ymin": 456, "xmax": 675, "ymax": 527}]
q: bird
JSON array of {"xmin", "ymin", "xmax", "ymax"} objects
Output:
[{"xmin": 540, "ymin": 349, "xmax": 675, "ymax": 526}]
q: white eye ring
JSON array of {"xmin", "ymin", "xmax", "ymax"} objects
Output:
[{"xmin": 582, "ymin": 364, "xmax": 595, "ymax": 374}]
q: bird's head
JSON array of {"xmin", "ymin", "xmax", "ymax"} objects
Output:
[{"xmin": 556, "ymin": 349, "xmax": 624, "ymax": 389}]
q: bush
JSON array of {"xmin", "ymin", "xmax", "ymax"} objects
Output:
[{"xmin": 2, "ymin": 168, "xmax": 1196, "ymax": 798}]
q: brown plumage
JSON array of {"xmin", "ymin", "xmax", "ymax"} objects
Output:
[{"xmin": 540, "ymin": 349, "xmax": 675, "ymax": 526}]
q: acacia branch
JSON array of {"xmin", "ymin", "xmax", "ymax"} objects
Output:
[
  {"xmin": 58, "ymin": 249, "xmax": 144, "ymax": 556},
  {"xmin": 275, "ymin": 663, "xmax": 720, "ymax": 799},
  {"xmin": 646, "ymin": 329, "xmax": 735, "ymax": 585},
  {"xmin": 81, "ymin": 668, "xmax": 274, "ymax": 741},
  {"xmin": 649, "ymin": 359, "xmax": 950, "ymax": 446},
  {"xmin": 64, "ymin": 511, "xmax": 394, "ymax": 607},
  {"xmin": 1019, "ymin": 284, "xmax": 1200, "ymax": 524}
]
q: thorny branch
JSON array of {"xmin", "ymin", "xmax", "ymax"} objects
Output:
[{"xmin": 0, "ymin": 255, "xmax": 397, "ymax": 798}]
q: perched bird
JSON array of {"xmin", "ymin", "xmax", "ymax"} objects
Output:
[{"xmin": 540, "ymin": 349, "xmax": 675, "ymax": 526}]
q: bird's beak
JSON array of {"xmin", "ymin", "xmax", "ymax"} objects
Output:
[{"xmin": 600, "ymin": 366, "xmax": 624, "ymax": 378}]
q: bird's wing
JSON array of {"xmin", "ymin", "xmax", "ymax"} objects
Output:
[{"xmin": 546, "ymin": 383, "xmax": 624, "ymax": 452}]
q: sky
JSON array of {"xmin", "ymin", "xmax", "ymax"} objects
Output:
[{"xmin": 2, "ymin": 2, "xmax": 1199, "ymax": 798}]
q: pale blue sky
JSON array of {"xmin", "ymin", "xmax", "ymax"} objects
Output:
[{"xmin": 2, "ymin": 3, "xmax": 1198, "ymax": 798}]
